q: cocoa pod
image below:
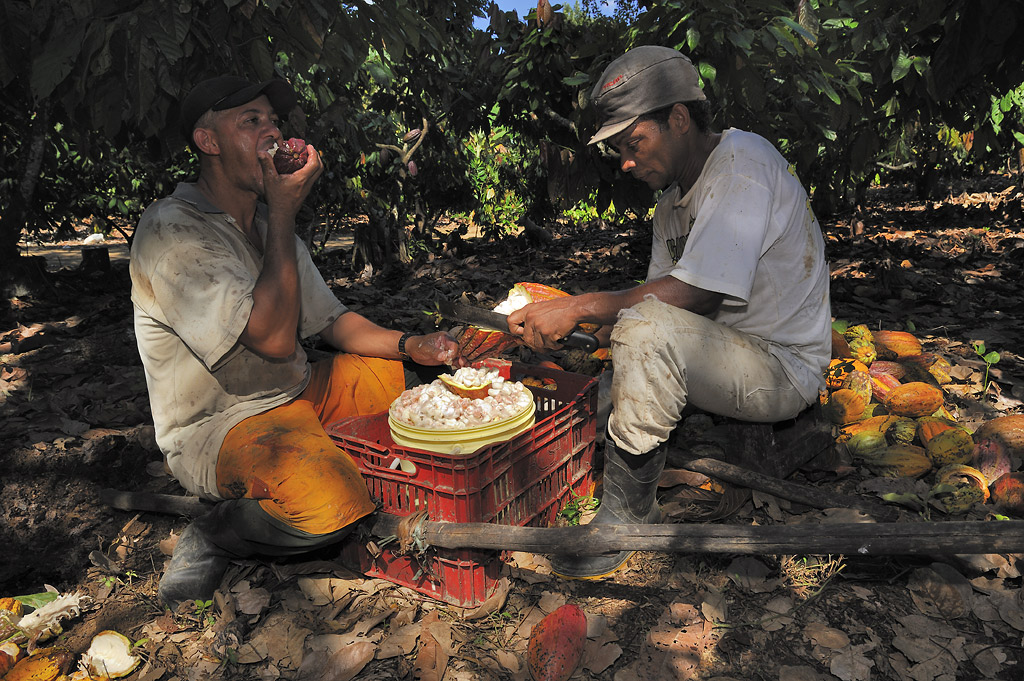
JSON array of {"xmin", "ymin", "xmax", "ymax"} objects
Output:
[
  {"xmin": 527, "ymin": 603, "xmax": 587, "ymax": 681},
  {"xmin": 407, "ymin": 160, "xmax": 418, "ymax": 177},
  {"xmin": 991, "ymin": 472, "xmax": 1024, "ymax": 514},
  {"xmin": 924, "ymin": 427, "xmax": 974, "ymax": 467},
  {"xmin": 916, "ymin": 416, "xmax": 958, "ymax": 447},
  {"xmin": 972, "ymin": 437, "xmax": 1011, "ymax": 485},
  {"xmin": 933, "ymin": 464, "xmax": 989, "ymax": 512},
  {"xmin": 838, "ymin": 414, "xmax": 902, "ymax": 442},
  {"xmin": 845, "ymin": 430, "xmax": 888, "ymax": 458},
  {"xmin": 272, "ymin": 138, "xmax": 309, "ymax": 174},
  {"xmin": 403, "ymin": 128, "xmax": 422, "ymax": 143},
  {"xmin": 823, "ymin": 388, "xmax": 868, "ymax": 425},
  {"xmin": 873, "ymin": 330, "xmax": 922, "ymax": 359},
  {"xmin": 826, "ymin": 358, "xmax": 869, "ymax": 390},
  {"xmin": 865, "ymin": 444, "xmax": 932, "ymax": 478},
  {"xmin": 2, "ymin": 647, "xmax": 73, "ymax": 681},
  {"xmin": 870, "ymin": 372, "xmax": 902, "ymax": 403},
  {"xmin": 883, "ymin": 382, "xmax": 944, "ymax": 417},
  {"xmin": 848, "ymin": 336, "xmax": 877, "ymax": 365},
  {"xmin": 884, "ymin": 417, "xmax": 918, "ymax": 446},
  {"xmin": 973, "ymin": 414, "xmax": 1024, "ymax": 457},
  {"xmin": 842, "ymin": 370, "xmax": 872, "ymax": 403},
  {"xmin": 831, "ymin": 328, "xmax": 853, "ymax": 359},
  {"xmin": 900, "ymin": 353, "xmax": 953, "ymax": 385},
  {"xmin": 868, "ymin": 360, "xmax": 906, "ymax": 381}
]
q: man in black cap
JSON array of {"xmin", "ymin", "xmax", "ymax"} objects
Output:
[
  {"xmin": 508, "ymin": 46, "xmax": 832, "ymax": 579},
  {"xmin": 130, "ymin": 75, "xmax": 462, "ymax": 608}
]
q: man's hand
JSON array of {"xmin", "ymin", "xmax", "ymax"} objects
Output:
[
  {"xmin": 257, "ymin": 143, "xmax": 324, "ymax": 223},
  {"xmin": 405, "ymin": 332, "xmax": 468, "ymax": 368},
  {"xmin": 507, "ymin": 297, "xmax": 580, "ymax": 351}
]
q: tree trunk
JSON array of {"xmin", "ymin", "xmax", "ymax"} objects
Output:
[{"xmin": 0, "ymin": 103, "xmax": 50, "ymax": 272}]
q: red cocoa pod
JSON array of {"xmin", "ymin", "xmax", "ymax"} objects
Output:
[
  {"xmin": 991, "ymin": 472, "xmax": 1024, "ymax": 514},
  {"xmin": 869, "ymin": 360, "xmax": 906, "ymax": 381},
  {"xmin": 527, "ymin": 604, "xmax": 587, "ymax": 681},
  {"xmin": 407, "ymin": 160, "xmax": 418, "ymax": 177},
  {"xmin": 972, "ymin": 437, "xmax": 1011, "ymax": 485},
  {"xmin": 272, "ymin": 138, "xmax": 309, "ymax": 174}
]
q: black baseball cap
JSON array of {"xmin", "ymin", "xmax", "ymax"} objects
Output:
[{"xmin": 180, "ymin": 75, "xmax": 297, "ymax": 140}]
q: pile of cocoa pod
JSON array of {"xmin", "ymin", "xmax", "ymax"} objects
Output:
[{"xmin": 824, "ymin": 322, "xmax": 1024, "ymax": 514}]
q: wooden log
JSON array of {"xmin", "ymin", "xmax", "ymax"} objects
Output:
[
  {"xmin": 371, "ymin": 514, "xmax": 1024, "ymax": 556},
  {"xmin": 679, "ymin": 457, "xmax": 900, "ymax": 522}
]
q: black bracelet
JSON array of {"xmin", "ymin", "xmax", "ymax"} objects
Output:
[{"xmin": 397, "ymin": 331, "xmax": 414, "ymax": 360}]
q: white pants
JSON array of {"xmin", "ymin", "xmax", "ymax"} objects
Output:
[{"xmin": 607, "ymin": 297, "xmax": 811, "ymax": 456}]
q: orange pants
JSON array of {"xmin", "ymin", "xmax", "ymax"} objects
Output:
[{"xmin": 216, "ymin": 354, "xmax": 406, "ymax": 536}]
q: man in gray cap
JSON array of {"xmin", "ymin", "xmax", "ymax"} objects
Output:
[
  {"xmin": 131, "ymin": 75, "xmax": 463, "ymax": 608},
  {"xmin": 508, "ymin": 46, "xmax": 831, "ymax": 579}
]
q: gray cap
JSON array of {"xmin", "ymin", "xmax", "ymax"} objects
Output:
[{"xmin": 588, "ymin": 46, "xmax": 705, "ymax": 145}]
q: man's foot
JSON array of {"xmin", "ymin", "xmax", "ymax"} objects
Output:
[
  {"xmin": 158, "ymin": 524, "xmax": 230, "ymax": 609},
  {"xmin": 550, "ymin": 441, "xmax": 666, "ymax": 580}
]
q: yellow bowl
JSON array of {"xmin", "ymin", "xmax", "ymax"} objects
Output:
[{"xmin": 388, "ymin": 400, "xmax": 536, "ymax": 455}]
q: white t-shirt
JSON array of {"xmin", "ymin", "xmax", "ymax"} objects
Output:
[
  {"xmin": 129, "ymin": 183, "xmax": 348, "ymax": 499},
  {"xmin": 648, "ymin": 128, "xmax": 831, "ymax": 403}
]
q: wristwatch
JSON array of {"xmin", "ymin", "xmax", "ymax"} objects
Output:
[{"xmin": 397, "ymin": 332, "xmax": 414, "ymax": 360}]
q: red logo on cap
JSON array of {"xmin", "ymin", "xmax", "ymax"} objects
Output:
[{"xmin": 602, "ymin": 75, "xmax": 624, "ymax": 91}]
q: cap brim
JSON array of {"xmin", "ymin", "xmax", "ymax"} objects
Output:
[
  {"xmin": 588, "ymin": 115, "xmax": 639, "ymax": 145},
  {"xmin": 215, "ymin": 80, "xmax": 296, "ymax": 118}
]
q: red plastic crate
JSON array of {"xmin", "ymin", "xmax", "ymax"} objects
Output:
[{"xmin": 325, "ymin": 362, "xmax": 597, "ymax": 607}]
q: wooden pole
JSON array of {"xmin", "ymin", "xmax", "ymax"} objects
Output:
[
  {"xmin": 371, "ymin": 513, "xmax": 1024, "ymax": 556},
  {"xmin": 679, "ymin": 457, "xmax": 900, "ymax": 522}
]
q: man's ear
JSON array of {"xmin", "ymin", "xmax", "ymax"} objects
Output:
[
  {"xmin": 669, "ymin": 103, "xmax": 692, "ymax": 134},
  {"xmin": 192, "ymin": 127, "xmax": 219, "ymax": 156}
]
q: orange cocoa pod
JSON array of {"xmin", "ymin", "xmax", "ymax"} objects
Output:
[
  {"xmin": 991, "ymin": 472, "xmax": 1024, "ymax": 514},
  {"xmin": 831, "ymin": 328, "xmax": 853, "ymax": 359},
  {"xmin": 973, "ymin": 414, "xmax": 1024, "ymax": 457},
  {"xmin": 823, "ymin": 388, "xmax": 868, "ymax": 425},
  {"xmin": 873, "ymin": 330, "xmax": 923, "ymax": 359},
  {"xmin": 916, "ymin": 416, "xmax": 957, "ymax": 447},
  {"xmin": 527, "ymin": 604, "xmax": 587, "ymax": 681},
  {"xmin": 900, "ymin": 353, "xmax": 953, "ymax": 385},
  {"xmin": 838, "ymin": 414, "xmax": 901, "ymax": 442},
  {"xmin": 883, "ymin": 382, "xmax": 944, "ymax": 417},
  {"xmin": 825, "ymin": 358, "xmax": 868, "ymax": 390}
]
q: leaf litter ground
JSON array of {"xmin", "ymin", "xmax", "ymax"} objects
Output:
[{"xmin": 2, "ymin": 173, "xmax": 1024, "ymax": 681}]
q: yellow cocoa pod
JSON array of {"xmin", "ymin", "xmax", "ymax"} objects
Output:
[
  {"xmin": 826, "ymin": 358, "xmax": 869, "ymax": 389},
  {"xmin": 845, "ymin": 430, "xmax": 888, "ymax": 458},
  {"xmin": 848, "ymin": 336, "xmax": 877, "ymax": 365},
  {"xmin": 2, "ymin": 647, "xmax": 73, "ymax": 681},
  {"xmin": 841, "ymin": 370, "xmax": 873, "ymax": 403},
  {"xmin": 884, "ymin": 417, "xmax": 918, "ymax": 445},
  {"xmin": 0, "ymin": 597, "xmax": 24, "ymax": 617},
  {"xmin": 925, "ymin": 427, "xmax": 975, "ymax": 467},
  {"xmin": 823, "ymin": 388, "xmax": 868, "ymax": 425},
  {"xmin": 866, "ymin": 444, "xmax": 932, "ymax": 478},
  {"xmin": 883, "ymin": 382, "xmax": 944, "ymax": 417}
]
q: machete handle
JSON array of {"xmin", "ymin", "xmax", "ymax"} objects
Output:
[{"xmin": 562, "ymin": 329, "xmax": 599, "ymax": 353}]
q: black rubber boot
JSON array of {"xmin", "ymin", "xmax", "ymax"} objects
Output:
[
  {"xmin": 551, "ymin": 440, "xmax": 666, "ymax": 579},
  {"xmin": 159, "ymin": 499, "xmax": 360, "ymax": 609}
]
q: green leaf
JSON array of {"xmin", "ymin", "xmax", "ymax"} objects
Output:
[
  {"xmin": 562, "ymin": 72, "xmax": 591, "ymax": 87},
  {"xmin": 892, "ymin": 50, "xmax": 913, "ymax": 82},
  {"xmin": 983, "ymin": 351, "xmax": 1000, "ymax": 364}
]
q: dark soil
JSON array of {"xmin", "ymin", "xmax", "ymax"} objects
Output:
[{"xmin": 2, "ymin": 174, "xmax": 1024, "ymax": 681}]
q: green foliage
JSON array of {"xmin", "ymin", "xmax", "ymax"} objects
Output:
[{"xmin": 464, "ymin": 127, "xmax": 530, "ymax": 235}]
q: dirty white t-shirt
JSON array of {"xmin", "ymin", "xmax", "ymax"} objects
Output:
[
  {"xmin": 648, "ymin": 128, "xmax": 831, "ymax": 403},
  {"xmin": 130, "ymin": 183, "xmax": 347, "ymax": 499}
]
